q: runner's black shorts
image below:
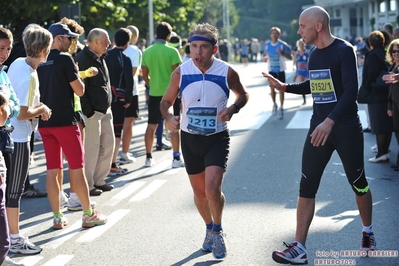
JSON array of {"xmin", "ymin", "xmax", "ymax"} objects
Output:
[
  {"xmin": 125, "ymin": 95, "xmax": 139, "ymax": 118},
  {"xmin": 148, "ymin": 96, "xmax": 163, "ymax": 124},
  {"xmin": 181, "ymin": 130, "xmax": 230, "ymax": 175},
  {"xmin": 269, "ymin": 71, "xmax": 286, "ymax": 83}
]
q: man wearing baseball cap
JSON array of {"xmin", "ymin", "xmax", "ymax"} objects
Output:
[
  {"xmin": 37, "ymin": 23, "xmax": 107, "ymax": 229},
  {"xmin": 48, "ymin": 23, "xmax": 79, "ymax": 38}
]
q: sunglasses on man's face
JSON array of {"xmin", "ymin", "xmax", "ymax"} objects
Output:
[
  {"xmin": 60, "ymin": 35, "xmax": 73, "ymax": 41},
  {"xmin": 392, "ymin": 50, "xmax": 399, "ymax": 54}
]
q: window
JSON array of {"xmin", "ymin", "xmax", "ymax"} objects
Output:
[
  {"xmin": 390, "ymin": 0, "xmax": 397, "ymax": 11},
  {"xmin": 335, "ymin": 9, "xmax": 341, "ymax": 17},
  {"xmin": 380, "ymin": 0, "xmax": 386, "ymax": 12}
]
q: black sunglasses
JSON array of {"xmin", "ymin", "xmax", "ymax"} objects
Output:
[{"xmin": 60, "ymin": 35, "xmax": 73, "ymax": 41}]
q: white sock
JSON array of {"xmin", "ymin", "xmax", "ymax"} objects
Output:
[
  {"xmin": 10, "ymin": 233, "xmax": 21, "ymax": 243},
  {"xmin": 362, "ymin": 224, "xmax": 373, "ymax": 233}
]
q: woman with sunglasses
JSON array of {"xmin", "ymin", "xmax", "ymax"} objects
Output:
[
  {"xmin": 383, "ymin": 39, "xmax": 399, "ymax": 170},
  {"xmin": 361, "ymin": 31, "xmax": 393, "ymax": 163}
]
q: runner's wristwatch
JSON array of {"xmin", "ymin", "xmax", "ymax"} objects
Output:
[{"xmin": 233, "ymin": 103, "xmax": 240, "ymax": 113}]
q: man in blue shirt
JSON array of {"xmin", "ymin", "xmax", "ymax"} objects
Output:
[{"xmin": 264, "ymin": 27, "xmax": 292, "ymax": 119}]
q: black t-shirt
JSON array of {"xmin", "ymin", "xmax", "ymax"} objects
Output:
[
  {"xmin": 37, "ymin": 49, "xmax": 79, "ymax": 127},
  {"xmin": 105, "ymin": 47, "xmax": 133, "ymax": 104},
  {"xmin": 287, "ymin": 38, "xmax": 360, "ymax": 128},
  {"xmin": 219, "ymin": 43, "xmax": 228, "ymax": 55}
]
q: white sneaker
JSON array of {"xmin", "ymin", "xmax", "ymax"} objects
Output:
[
  {"xmin": 9, "ymin": 236, "xmax": 42, "ymax": 255},
  {"xmin": 162, "ymin": 138, "xmax": 171, "ymax": 146},
  {"xmin": 67, "ymin": 197, "xmax": 97, "ymax": 211},
  {"xmin": 164, "ymin": 130, "xmax": 171, "ymax": 141},
  {"xmin": 360, "ymin": 231, "xmax": 376, "ymax": 251},
  {"xmin": 272, "ymin": 103, "xmax": 278, "ymax": 115},
  {"xmin": 278, "ymin": 107, "xmax": 284, "ymax": 120},
  {"xmin": 60, "ymin": 192, "xmax": 69, "ymax": 208},
  {"xmin": 1, "ymin": 256, "xmax": 25, "ymax": 266},
  {"xmin": 119, "ymin": 152, "xmax": 136, "ymax": 164},
  {"xmin": 145, "ymin": 158, "xmax": 155, "ymax": 167},
  {"xmin": 272, "ymin": 241, "xmax": 307, "ymax": 264},
  {"xmin": 172, "ymin": 159, "xmax": 185, "ymax": 168}
]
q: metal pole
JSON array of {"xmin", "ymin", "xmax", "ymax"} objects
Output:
[
  {"xmin": 223, "ymin": 0, "xmax": 227, "ymax": 32},
  {"xmin": 224, "ymin": 0, "xmax": 232, "ymax": 61},
  {"xmin": 226, "ymin": 0, "xmax": 230, "ymax": 44},
  {"xmin": 149, "ymin": 0, "xmax": 154, "ymax": 44}
]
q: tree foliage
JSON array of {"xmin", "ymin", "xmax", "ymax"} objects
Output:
[
  {"xmin": 233, "ymin": 0, "xmax": 314, "ymax": 45},
  {"xmin": 0, "ymin": 0, "xmax": 206, "ymax": 42},
  {"xmin": 1, "ymin": 0, "xmax": 313, "ymax": 46},
  {"xmin": 1, "ymin": 0, "xmax": 59, "ymax": 41}
]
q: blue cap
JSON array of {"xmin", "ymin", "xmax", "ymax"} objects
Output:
[{"xmin": 48, "ymin": 23, "xmax": 79, "ymax": 38}]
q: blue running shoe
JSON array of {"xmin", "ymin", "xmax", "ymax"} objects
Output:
[
  {"xmin": 202, "ymin": 229, "xmax": 213, "ymax": 252},
  {"xmin": 212, "ymin": 231, "xmax": 227, "ymax": 259}
]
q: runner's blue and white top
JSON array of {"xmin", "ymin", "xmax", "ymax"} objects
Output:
[
  {"xmin": 265, "ymin": 40, "xmax": 291, "ymax": 73},
  {"xmin": 179, "ymin": 58, "xmax": 230, "ymax": 136}
]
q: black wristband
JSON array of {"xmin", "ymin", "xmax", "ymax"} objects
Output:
[{"xmin": 233, "ymin": 103, "xmax": 240, "ymax": 113}]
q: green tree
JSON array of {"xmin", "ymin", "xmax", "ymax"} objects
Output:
[
  {"xmin": 233, "ymin": 0, "xmax": 313, "ymax": 45},
  {"xmin": 123, "ymin": 0, "xmax": 238, "ymax": 43},
  {"xmin": 0, "ymin": 0, "xmax": 213, "ymax": 42},
  {"xmin": 0, "ymin": 0, "xmax": 130, "ymax": 41},
  {"xmin": 1, "ymin": 0, "xmax": 59, "ymax": 42}
]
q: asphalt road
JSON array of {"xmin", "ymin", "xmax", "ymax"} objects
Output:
[{"xmin": 8, "ymin": 60, "xmax": 399, "ymax": 266}]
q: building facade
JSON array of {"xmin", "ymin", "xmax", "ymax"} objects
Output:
[{"xmin": 314, "ymin": 0, "xmax": 399, "ymax": 41}]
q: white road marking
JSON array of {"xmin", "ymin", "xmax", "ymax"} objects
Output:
[
  {"xmin": 129, "ymin": 180, "xmax": 167, "ymax": 202},
  {"xmin": 146, "ymin": 160, "xmax": 172, "ymax": 175},
  {"xmin": 114, "ymin": 168, "xmax": 147, "ymax": 182},
  {"xmin": 40, "ymin": 255, "xmax": 74, "ymax": 266},
  {"xmin": 20, "ymin": 213, "xmax": 51, "ymax": 236},
  {"xmin": 76, "ymin": 209, "xmax": 131, "ymax": 242},
  {"xmin": 229, "ymin": 82, "xmax": 271, "ymax": 131},
  {"xmin": 286, "ymin": 110, "xmax": 367, "ymax": 129},
  {"xmin": 15, "ymin": 255, "xmax": 43, "ymax": 266},
  {"xmin": 286, "ymin": 110, "xmax": 312, "ymax": 129},
  {"xmin": 164, "ymin": 167, "xmax": 184, "ymax": 175},
  {"xmin": 104, "ymin": 181, "xmax": 146, "ymax": 206},
  {"xmin": 44, "ymin": 220, "xmax": 83, "ymax": 249},
  {"xmin": 230, "ymin": 111, "xmax": 271, "ymax": 131}
]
